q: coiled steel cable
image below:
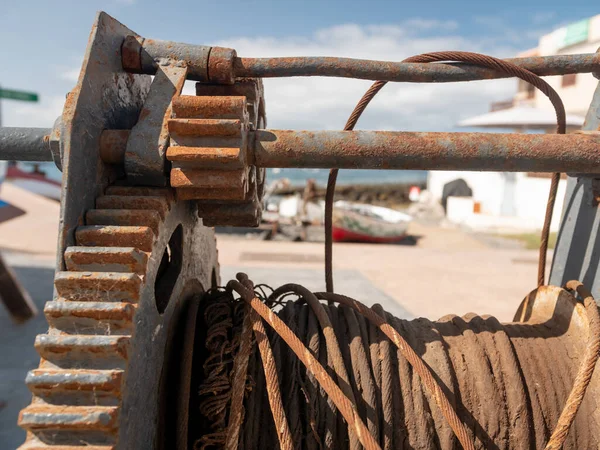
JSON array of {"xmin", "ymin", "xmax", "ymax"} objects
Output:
[
  {"xmin": 194, "ymin": 276, "xmax": 600, "ymax": 449},
  {"xmin": 325, "ymin": 51, "xmax": 566, "ymax": 293}
]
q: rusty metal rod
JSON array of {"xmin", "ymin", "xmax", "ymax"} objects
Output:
[
  {"xmin": 234, "ymin": 53, "xmax": 600, "ymax": 82},
  {"xmin": 96, "ymin": 128, "xmax": 600, "ymax": 173},
  {"xmin": 252, "ymin": 129, "xmax": 600, "ymax": 173},
  {"xmin": 123, "ymin": 39, "xmax": 600, "ymax": 83},
  {"xmin": 0, "ymin": 127, "xmax": 53, "ymax": 162}
]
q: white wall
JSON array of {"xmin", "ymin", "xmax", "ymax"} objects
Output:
[
  {"xmin": 428, "ymin": 171, "xmax": 567, "ymax": 232},
  {"xmin": 514, "ymin": 175, "xmax": 567, "ymax": 232},
  {"xmin": 535, "ymin": 16, "xmax": 600, "ymax": 116},
  {"xmin": 428, "ymin": 171, "xmax": 506, "ymax": 216}
]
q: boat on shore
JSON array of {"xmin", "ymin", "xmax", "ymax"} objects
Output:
[
  {"xmin": 6, "ymin": 163, "xmax": 61, "ymax": 201},
  {"xmin": 332, "ymin": 201, "xmax": 412, "ymax": 243}
]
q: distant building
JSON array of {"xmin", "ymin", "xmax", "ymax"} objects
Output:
[{"xmin": 428, "ymin": 16, "xmax": 600, "ymax": 233}]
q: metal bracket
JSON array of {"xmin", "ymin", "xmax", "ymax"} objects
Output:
[
  {"xmin": 550, "ymin": 81, "xmax": 600, "ymax": 296},
  {"xmin": 125, "ymin": 62, "xmax": 187, "ymax": 186},
  {"xmin": 57, "ymin": 11, "xmax": 150, "ymax": 271}
]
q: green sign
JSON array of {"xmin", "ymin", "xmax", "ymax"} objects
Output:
[
  {"xmin": 0, "ymin": 89, "xmax": 38, "ymax": 102},
  {"xmin": 559, "ymin": 19, "xmax": 590, "ymax": 48}
]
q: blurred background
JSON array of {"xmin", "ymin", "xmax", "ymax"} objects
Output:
[{"xmin": 1, "ymin": 1, "xmax": 599, "ymax": 447}]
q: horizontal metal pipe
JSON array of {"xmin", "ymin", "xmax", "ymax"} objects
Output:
[
  {"xmin": 234, "ymin": 53, "xmax": 600, "ymax": 83},
  {"xmin": 126, "ymin": 38, "xmax": 600, "ymax": 83},
  {"xmin": 253, "ymin": 130, "xmax": 600, "ymax": 173},
  {"xmin": 124, "ymin": 37, "xmax": 212, "ymax": 81},
  {"xmin": 0, "ymin": 128, "xmax": 53, "ymax": 162}
]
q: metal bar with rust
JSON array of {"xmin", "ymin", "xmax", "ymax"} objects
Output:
[
  {"xmin": 0, "ymin": 127, "xmax": 53, "ymax": 162},
  {"xmin": 253, "ymin": 129, "xmax": 600, "ymax": 173},
  {"xmin": 122, "ymin": 38, "xmax": 600, "ymax": 83},
  {"xmin": 5, "ymin": 126, "xmax": 598, "ymax": 174},
  {"xmin": 234, "ymin": 53, "xmax": 600, "ymax": 83}
]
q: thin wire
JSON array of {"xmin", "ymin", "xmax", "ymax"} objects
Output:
[{"xmin": 325, "ymin": 51, "xmax": 566, "ymax": 292}]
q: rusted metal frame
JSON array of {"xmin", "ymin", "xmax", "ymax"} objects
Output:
[
  {"xmin": 124, "ymin": 63, "xmax": 187, "ymax": 186},
  {"xmin": 550, "ymin": 79, "xmax": 600, "ymax": 297},
  {"xmin": 57, "ymin": 11, "xmax": 150, "ymax": 272}
]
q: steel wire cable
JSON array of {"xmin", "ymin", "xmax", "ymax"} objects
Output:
[
  {"xmin": 194, "ymin": 276, "xmax": 600, "ymax": 449},
  {"xmin": 325, "ymin": 51, "xmax": 566, "ymax": 293}
]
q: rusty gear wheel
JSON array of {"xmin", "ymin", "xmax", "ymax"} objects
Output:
[
  {"xmin": 167, "ymin": 79, "xmax": 266, "ymax": 227},
  {"xmin": 18, "ymin": 185, "xmax": 219, "ymax": 449}
]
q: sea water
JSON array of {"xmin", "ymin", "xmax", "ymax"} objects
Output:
[
  {"xmin": 20, "ymin": 163, "xmax": 428, "ymax": 188},
  {"xmin": 266, "ymin": 168, "xmax": 427, "ymax": 187}
]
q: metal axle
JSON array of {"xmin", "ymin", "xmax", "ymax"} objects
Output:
[{"xmin": 2, "ymin": 126, "xmax": 599, "ymax": 174}]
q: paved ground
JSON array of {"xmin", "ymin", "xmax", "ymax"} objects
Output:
[
  {"xmin": 0, "ymin": 183, "xmax": 547, "ymax": 447},
  {"xmin": 0, "ymin": 254, "xmax": 55, "ymax": 449},
  {"xmin": 217, "ymin": 230, "xmax": 545, "ymax": 321}
]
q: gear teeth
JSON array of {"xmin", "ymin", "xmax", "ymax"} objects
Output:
[
  {"xmin": 172, "ymin": 95, "xmax": 247, "ymax": 119},
  {"xmin": 54, "ymin": 272, "xmax": 142, "ymax": 303},
  {"xmin": 86, "ymin": 209, "xmax": 162, "ymax": 235},
  {"xmin": 169, "ymin": 117, "xmax": 243, "ymax": 136},
  {"xmin": 19, "ymin": 442, "xmax": 114, "ymax": 450},
  {"xmin": 35, "ymin": 335, "xmax": 129, "ymax": 368},
  {"xmin": 170, "ymin": 167, "xmax": 248, "ymax": 192},
  {"xmin": 105, "ymin": 186, "xmax": 174, "ymax": 201},
  {"xmin": 26, "ymin": 369, "xmax": 123, "ymax": 405},
  {"xmin": 167, "ymin": 146, "xmax": 243, "ymax": 168},
  {"xmin": 95, "ymin": 195, "xmax": 170, "ymax": 219},
  {"xmin": 44, "ymin": 301, "xmax": 135, "ymax": 334},
  {"xmin": 19, "ymin": 185, "xmax": 178, "ymax": 449},
  {"xmin": 65, "ymin": 247, "xmax": 148, "ymax": 274},
  {"xmin": 167, "ymin": 80, "xmax": 265, "ymax": 226},
  {"xmin": 76, "ymin": 225, "xmax": 154, "ymax": 252},
  {"xmin": 19, "ymin": 405, "xmax": 118, "ymax": 446}
]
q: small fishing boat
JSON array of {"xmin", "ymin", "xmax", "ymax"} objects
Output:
[
  {"xmin": 332, "ymin": 201, "xmax": 412, "ymax": 243},
  {"xmin": 6, "ymin": 163, "xmax": 61, "ymax": 201}
]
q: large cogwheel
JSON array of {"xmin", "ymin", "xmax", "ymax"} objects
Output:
[{"xmin": 18, "ymin": 185, "xmax": 219, "ymax": 449}]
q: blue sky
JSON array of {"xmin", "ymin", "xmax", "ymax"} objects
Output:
[{"xmin": 0, "ymin": 1, "xmax": 597, "ymax": 130}]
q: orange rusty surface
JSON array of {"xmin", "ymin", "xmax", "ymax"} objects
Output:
[
  {"xmin": 168, "ymin": 118, "xmax": 242, "ymax": 137},
  {"xmin": 172, "ymin": 95, "xmax": 246, "ymax": 119},
  {"xmin": 167, "ymin": 146, "xmax": 242, "ymax": 165},
  {"xmin": 208, "ymin": 46, "xmax": 236, "ymax": 84},
  {"xmin": 76, "ymin": 225, "xmax": 155, "ymax": 252},
  {"xmin": 170, "ymin": 167, "xmax": 247, "ymax": 189},
  {"xmin": 100, "ymin": 129, "xmax": 130, "ymax": 164},
  {"xmin": 34, "ymin": 336, "xmax": 130, "ymax": 359},
  {"xmin": 253, "ymin": 129, "xmax": 600, "ymax": 172},
  {"xmin": 86, "ymin": 209, "xmax": 162, "ymax": 235},
  {"xmin": 96, "ymin": 195, "xmax": 170, "ymax": 219},
  {"xmin": 27, "ymin": 369, "xmax": 123, "ymax": 392},
  {"xmin": 175, "ymin": 185, "xmax": 248, "ymax": 201},
  {"xmin": 65, "ymin": 246, "xmax": 149, "ymax": 273},
  {"xmin": 105, "ymin": 186, "xmax": 175, "ymax": 202},
  {"xmin": 44, "ymin": 302, "xmax": 137, "ymax": 322}
]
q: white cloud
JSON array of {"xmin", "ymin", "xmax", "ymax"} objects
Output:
[
  {"xmin": 59, "ymin": 67, "xmax": 80, "ymax": 83},
  {"xmin": 4, "ymin": 95, "xmax": 65, "ymax": 128},
  {"xmin": 215, "ymin": 21, "xmax": 519, "ymax": 131},
  {"xmin": 5, "ymin": 20, "xmax": 525, "ymax": 132},
  {"xmin": 531, "ymin": 11, "xmax": 557, "ymax": 25}
]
